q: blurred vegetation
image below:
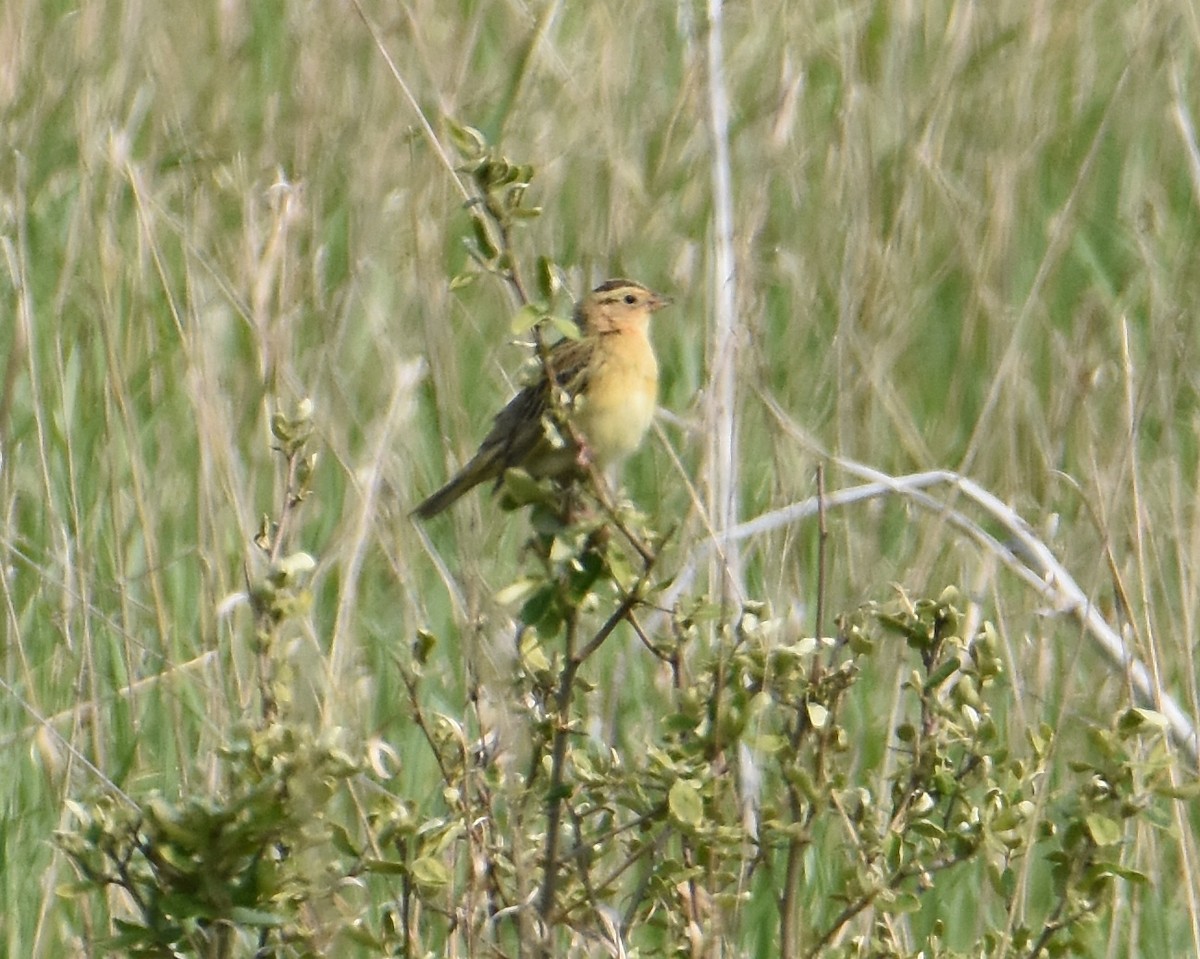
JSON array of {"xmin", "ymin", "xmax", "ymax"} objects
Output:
[{"xmin": 4, "ymin": 0, "xmax": 1200, "ymax": 954}]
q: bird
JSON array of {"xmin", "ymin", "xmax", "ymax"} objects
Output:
[{"xmin": 412, "ymin": 278, "xmax": 670, "ymax": 519}]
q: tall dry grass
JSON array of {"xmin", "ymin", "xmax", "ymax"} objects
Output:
[{"xmin": 3, "ymin": 0, "xmax": 1200, "ymax": 952}]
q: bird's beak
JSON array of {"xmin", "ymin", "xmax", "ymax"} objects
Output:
[{"xmin": 649, "ymin": 292, "xmax": 673, "ymax": 312}]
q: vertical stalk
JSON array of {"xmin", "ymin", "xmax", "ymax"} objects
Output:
[{"xmin": 703, "ymin": 0, "xmax": 742, "ymax": 600}]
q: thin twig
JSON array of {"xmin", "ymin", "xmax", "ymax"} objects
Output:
[
  {"xmin": 537, "ymin": 606, "xmax": 578, "ymax": 932},
  {"xmin": 537, "ymin": 560, "xmax": 657, "ymax": 928},
  {"xmin": 780, "ymin": 465, "xmax": 829, "ymax": 952},
  {"xmin": 347, "ymin": 0, "xmax": 470, "ymax": 204},
  {"xmin": 0, "ymin": 674, "xmax": 140, "ymax": 809},
  {"xmin": 583, "ymin": 464, "xmax": 656, "ymax": 567}
]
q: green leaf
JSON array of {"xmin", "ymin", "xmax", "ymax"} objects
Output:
[
  {"xmin": 924, "ymin": 656, "xmax": 961, "ymax": 691},
  {"xmin": 495, "ymin": 577, "xmax": 539, "ymax": 607},
  {"xmin": 1107, "ymin": 863, "xmax": 1150, "ymax": 884},
  {"xmin": 476, "ymin": 157, "xmax": 506, "ymax": 189},
  {"xmin": 228, "ymin": 907, "xmax": 286, "ymax": 927},
  {"xmin": 504, "ymin": 182, "xmax": 529, "ymax": 211},
  {"xmin": 519, "ymin": 632, "xmax": 552, "ymax": 674},
  {"xmin": 343, "ymin": 923, "xmax": 385, "ymax": 948},
  {"xmin": 606, "ymin": 546, "xmax": 636, "ymax": 590},
  {"xmin": 510, "ymin": 303, "xmax": 545, "ymax": 334},
  {"xmin": 413, "ymin": 628, "xmax": 437, "ymax": 665},
  {"xmin": 991, "ymin": 864, "xmax": 1016, "ymax": 898},
  {"xmin": 566, "ymin": 549, "xmax": 605, "ymax": 602},
  {"xmin": 363, "ymin": 857, "xmax": 409, "ymax": 876},
  {"xmin": 1084, "ymin": 813, "xmax": 1122, "ymax": 846},
  {"xmin": 411, "ymin": 856, "xmax": 452, "ymax": 890},
  {"xmin": 536, "ymin": 256, "xmax": 560, "ymax": 301},
  {"xmin": 548, "ymin": 314, "xmax": 582, "ymax": 340},
  {"xmin": 1027, "ymin": 723, "xmax": 1053, "ymax": 759},
  {"xmin": 55, "ymin": 881, "xmax": 97, "ymax": 899},
  {"xmin": 470, "ymin": 214, "xmax": 497, "ymax": 259},
  {"xmin": 445, "ymin": 119, "xmax": 487, "ymax": 156},
  {"xmin": 100, "ymin": 920, "xmax": 179, "ymax": 951},
  {"xmin": 669, "ymin": 779, "xmax": 704, "ymax": 828},
  {"xmin": 1153, "ymin": 779, "xmax": 1200, "ymax": 800},
  {"xmin": 746, "ymin": 733, "xmax": 787, "ymax": 754},
  {"xmin": 878, "ymin": 890, "xmax": 922, "ymax": 914},
  {"xmin": 271, "ymin": 550, "xmax": 315, "ymax": 585},
  {"xmin": 519, "ymin": 584, "xmax": 560, "ymax": 633},
  {"xmin": 329, "ymin": 822, "xmax": 360, "ymax": 857},
  {"xmin": 1117, "ymin": 707, "xmax": 1169, "ymax": 737},
  {"xmin": 876, "ymin": 612, "xmax": 915, "ymax": 637},
  {"xmin": 499, "ymin": 467, "xmax": 556, "ymax": 509},
  {"xmin": 909, "ymin": 819, "xmax": 947, "ymax": 839}
]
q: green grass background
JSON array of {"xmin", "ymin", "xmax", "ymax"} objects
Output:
[{"xmin": 4, "ymin": 0, "xmax": 1200, "ymax": 953}]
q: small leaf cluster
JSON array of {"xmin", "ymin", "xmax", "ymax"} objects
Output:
[
  {"xmin": 248, "ymin": 397, "xmax": 321, "ymax": 718},
  {"xmin": 502, "ymin": 492, "xmax": 638, "ymax": 646},
  {"xmin": 56, "ymin": 723, "xmax": 362, "ymax": 958},
  {"xmin": 447, "ymin": 122, "xmax": 580, "ymax": 345},
  {"xmin": 817, "ymin": 591, "xmax": 1175, "ymax": 958},
  {"xmin": 448, "ymin": 120, "xmax": 542, "ymax": 235},
  {"xmin": 55, "ymin": 562, "xmax": 1188, "ymax": 955},
  {"xmin": 353, "ymin": 523, "xmax": 1191, "ymax": 958},
  {"xmin": 448, "ymin": 121, "xmax": 545, "ymax": 293}
]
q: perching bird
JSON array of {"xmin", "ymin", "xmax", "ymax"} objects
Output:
[{"xmin": 413, "ymin": 278, "xmax": 670, "ymax": 519}]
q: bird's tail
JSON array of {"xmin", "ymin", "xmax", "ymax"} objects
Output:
[{"xmin": 411, "ymin": 458, "xmax": 490, "ymax": 519}]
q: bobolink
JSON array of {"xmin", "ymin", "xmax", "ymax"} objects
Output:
[{"xmin": 413, "ymin": 278, "xmax": 669, "ymax": 518}]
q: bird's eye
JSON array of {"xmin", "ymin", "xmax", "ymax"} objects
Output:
[{"xmin": 623, "ymin": 293, "xmax": 637, "ymax": 305}]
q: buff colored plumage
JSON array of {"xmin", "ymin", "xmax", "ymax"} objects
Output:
[{"xmin": 413, "ymin": 279, "xmax": 669, "ymax": 519}]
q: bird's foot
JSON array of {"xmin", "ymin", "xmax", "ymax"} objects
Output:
[{"xmin": 574, "ymin": 441, "xmax": 595, "ymax": 471}]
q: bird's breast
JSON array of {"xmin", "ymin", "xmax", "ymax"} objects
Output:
[{"xmin": 575, "ymin": 332, "xmax": 659, "ymax": 465}]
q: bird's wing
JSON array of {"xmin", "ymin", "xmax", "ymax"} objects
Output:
[
  {"xmin": 545, "ymin": 335, "xmax": 596, "ymax": 393},
  {"xmin": 473, "ymin": 336, "xmax": 596, "ymax": 468}
]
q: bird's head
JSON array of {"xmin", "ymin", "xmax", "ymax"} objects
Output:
[{"xmin": 574, "ymin": 279, "xmax": 671, "ymax": 335}]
